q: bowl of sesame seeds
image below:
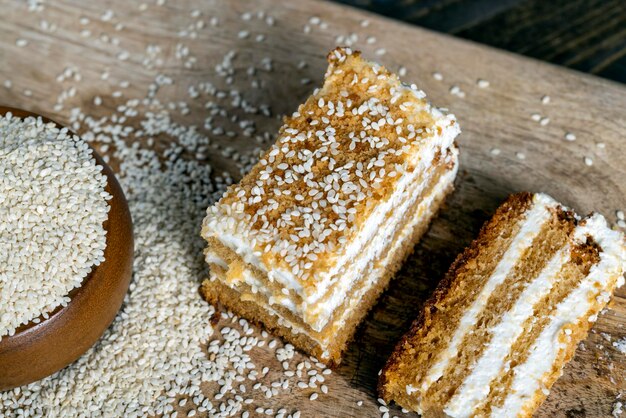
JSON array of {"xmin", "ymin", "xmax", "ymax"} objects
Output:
[{"xmin": 0, "ymin": 106, "xmax": 133, "ymax": 390}]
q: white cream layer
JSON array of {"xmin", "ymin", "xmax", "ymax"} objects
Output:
[
  {"xmin": 303, "ymin": 151, "xmax": 458, "ymax": 329},
  {"xmin": 419, "ymin": 193, "xmax": 558, "ymax": 394},
  {"xmin": 444, "ymin": 245, "xmax": 571, "ymax": 417},
  {"xmin": 492, "ymin": 213, "xmax": 625, "ymax": 417},
  {"xmin": 206, "ymin": 159, "xmax": 458, "ymax": 343},
  {"xmin": 203, "ymin": 118, "xmax": 459, "ymax": 303}
]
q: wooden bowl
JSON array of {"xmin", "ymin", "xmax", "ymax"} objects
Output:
[{"xmin": 0, "ymin": 107, "xmax": 134, "ymax": 391}]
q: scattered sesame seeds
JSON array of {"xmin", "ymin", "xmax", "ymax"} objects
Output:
[{"xmin": 0, "ymin": 114, "xmax": 111, "ymax": 340}]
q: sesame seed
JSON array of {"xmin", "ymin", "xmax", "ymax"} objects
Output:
[
  {"xmin": 541, "ymin": 95, "xmax": 550, "ymax": 104},
  {"xmin": 432, "ymin": 72, "xmax": 443, "ymax": 81},
  {"xmin": 490, "ymin": 148, "xmax": 501, "ymax": 156},
  {"xmin": 477, "ymin": 79, "xmax": 489, "ymax": 88},
  {"xmin": 584, "ymin": 156, "xmax": 593, "ymax": 166},
  {"xmin": 516, "ymin": 152, "xmax": 526, "ymax": 160},
  {"xmin": 565, "ymin": 132, "xmax": 576, "ymax": 141}
]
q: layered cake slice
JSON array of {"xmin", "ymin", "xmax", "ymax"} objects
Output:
[
  {"xmin": 201, "ymin": 47, "xmax": 461, "ymax": 364},
  {"xmin": 379, "ymin": 192, "xmax": 626, "ymax": 417}
]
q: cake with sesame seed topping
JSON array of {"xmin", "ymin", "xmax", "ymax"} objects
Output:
[
  {"xmin": 201, "ymin": 47, "xmax": 461, "ymax": 364},
  {"xmin": 379, "ymin": 192, "xmax": 626, "ymax": 417}
]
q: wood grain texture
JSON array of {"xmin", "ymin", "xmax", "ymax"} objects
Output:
[
  {"xmin": 0, "ymin": 0, "xmax": 624, "ymax": 416},
  {"xmin": 335, "ymin": 0, "xmax": 626, "ymax": 84}
]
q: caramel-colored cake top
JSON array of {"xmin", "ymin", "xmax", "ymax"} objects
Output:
[{"xmin": 204, "ymin": 47, "xmax": 459, "ymax": 288}]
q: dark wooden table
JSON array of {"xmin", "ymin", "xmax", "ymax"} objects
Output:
[{"xmin": 334, "ymin": 0, "xmax": 626, "ymax": 84}]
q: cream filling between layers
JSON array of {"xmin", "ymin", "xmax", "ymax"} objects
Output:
[
  {"xmin": 208, "ymin": 152, "xmax": 458, "ymax": 331},
  {"xmin": 303, "ymin": 152, "xmax": 458, "ymax": 329},
  {"xmin": 203, "ymin": 120, "xmax": 460, "ymax": 302},
  {"xmin": 492, "ymin": 214, "xmax": 625, "ymax": 417},
  {"xmin": 206, "ymin": 161, "xmax": 458, "ymax": 347},
  {"xmin": 443, "ymin": 245, "xmax": 572, "ymax": 417},
  {"xmin": 419, "ymin": 193, "xmax": 558, "ymax": 395}
]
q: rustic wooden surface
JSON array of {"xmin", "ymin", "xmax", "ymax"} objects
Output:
[
  {"xmin": 335, "ymin": 0, "xmax": 626, "ymax": 84},
  {"xmin": 0, "ymin": 0, "xmax": 625, "ymax": 416}
]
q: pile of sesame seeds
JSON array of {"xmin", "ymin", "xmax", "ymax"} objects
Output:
[{"xmin": 0, "ymin": 114, "xmax": 111, "ymax": 340}]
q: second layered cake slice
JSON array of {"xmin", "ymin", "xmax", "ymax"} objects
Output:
[
  {"xmin": 379, "ymin": 192, "xmax": 626, "ymax": 417},
  {"xmin": 201, "ymin": 47, "xmax": 460, "ymax": 364}
]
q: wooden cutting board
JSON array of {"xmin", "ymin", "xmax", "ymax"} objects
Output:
[{"xmin": 1, "ymin": 0, "xmax": 624, "ymax": 416}]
